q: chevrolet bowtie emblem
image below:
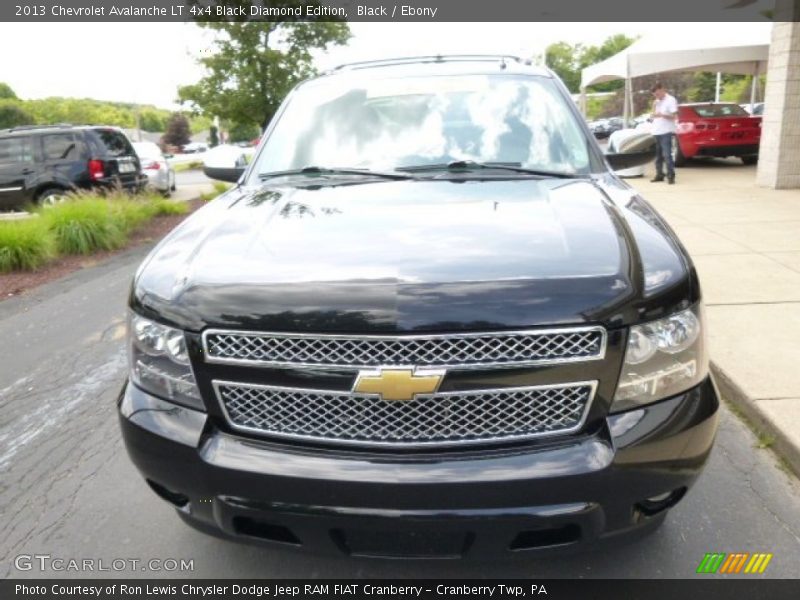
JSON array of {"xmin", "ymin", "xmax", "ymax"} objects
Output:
[{"xmin": 353, "ymin": 368, "xmax": 445, "ymax": 401}]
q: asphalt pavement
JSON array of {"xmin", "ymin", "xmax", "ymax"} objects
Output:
[
  {"xmin": 175, "ymin": 168, "xmax": 214, "ymax": 188},
  {"xmin": 1, "ymin": 242, "xmax": 799, "ymax": 579}
]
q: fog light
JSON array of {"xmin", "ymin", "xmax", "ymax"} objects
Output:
[
  {"xmin": 635, "ymin": 487, "xmax": 686, "ymax": 516},
  {"xmin": 146, "ymin": 479, "xmax": 189, "ymax": 509},
  {"xmin": 647, "ymin": 492, "xmax": 672, "ymax": 502}
]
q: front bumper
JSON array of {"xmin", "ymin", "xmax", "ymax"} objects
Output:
[{"xmin": 118, "ymin": 377, "xmax": 719, "ymax": 558}]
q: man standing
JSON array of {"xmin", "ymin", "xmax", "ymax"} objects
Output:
[{"xmin": 650, "ymin": 82, "xmax": 678, "ymax": 184}]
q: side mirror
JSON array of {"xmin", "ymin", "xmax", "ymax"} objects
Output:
[
  {"xmin": 606, "ymin": 148, "xmax": 656, "ymax": 171},
  {"xmin": 605, "ymin": 132, "xmax": 656, "ymax": 171},
  {"xmin": 202, "ymin": 145, "xmax": 249, "ymax": 183},
  {"xmin": 203, "ymin": 166, "xmax": 245, "ymax": 183}
]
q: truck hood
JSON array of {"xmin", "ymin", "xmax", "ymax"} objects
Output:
[{"xmin": 133, "ymin": 178, "xmax": 687, "ymax": 332}]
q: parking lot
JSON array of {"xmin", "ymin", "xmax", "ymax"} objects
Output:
[{"xmin": 1, "ymin": 159, "xmax": 799, "ymax": 579}]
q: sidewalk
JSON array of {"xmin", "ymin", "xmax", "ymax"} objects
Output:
[{"xmin": 628, "ymin": 159, "xmax": 800, "ymax": 474}]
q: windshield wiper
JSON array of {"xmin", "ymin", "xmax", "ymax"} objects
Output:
[
  {"xmin": 397, "ymin": 160, "xmax": 580, "ymax": 179},
  {"xmin": 258, "ymin": 166, "xmax": 414, "ymax": 181}
]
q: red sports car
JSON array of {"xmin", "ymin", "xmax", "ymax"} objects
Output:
[{"xmin": 674, "ymin": 102, "xmax": 761, "ymax": 166}]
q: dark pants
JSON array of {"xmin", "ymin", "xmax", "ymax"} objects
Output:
[{"xmin": 654, "ymin": 133, "xmax": 675, "ymax": 179}]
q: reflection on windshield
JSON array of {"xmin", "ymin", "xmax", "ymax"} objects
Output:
[{"xmin": 254, "ymin": 75, "xmax": 590, "ymax": 176}]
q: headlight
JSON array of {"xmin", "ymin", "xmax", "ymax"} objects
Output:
[
  {"xmin": 612, "ymin": 305, "xmax": 708, "ymax": 412},
  {"xmin": 127, "ymin": 312, "xmax": 203, "ymax": 411}
]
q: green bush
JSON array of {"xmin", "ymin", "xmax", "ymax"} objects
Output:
[
  {"xmin": 200, "ymin": 181, "xmax": 232, "ymax": 202},
  {"xmin": 0, "ymin": 191, "xmax": 191, "ymax": 273},
  {"xmin": 149, "ymin": 198, "xmax": 188, "ymax": 216},
  {"xmin": 41, "ymin": 198, "xmax": 127, "ymax": 255},
  {"xmin": 110, "ymin": 198, "xmax": 155, "ymax": 233},
  {"xmin": 0, "ymin": 217, "xmax": 54, "ymax": 272},
  {"xmin": 115, "ymin": 191, "xmax": 188, "ymax": 219}
]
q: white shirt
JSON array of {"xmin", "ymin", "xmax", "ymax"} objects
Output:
[{"xmin": 651, "ymin": 93, "xmax": 678, "ymax": 135}]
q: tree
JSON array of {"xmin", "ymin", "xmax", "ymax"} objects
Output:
[
  {"xmin": 179, "ymin": 3, "xmax": 350, "ymax": 131},
  {"xmin": 545, "ymin": 35, "xmax": 637, "ymax": 94},
  {"xmin": 228, "ymin": 122, "xmax": 260, "ymax": 143},
  {"xmin": 162, "ymin": 113, "xmax": 192, "ymax": 147},
  {"xmin": 0, "ymin": 82, "xmax": 17, "ymax": 100},
  {"xmin": 598, "ymin": 72, "xmax": 697, "ymax": 119},
  {"xmin": 545, "ymin": 41, "xmax": 584, "ymax": 93},
  {"xmin": 139, "ymin": 108, "xmax": 167, "ymax": 132},
  {"xmin": 0, "ymin": 100, "xmax": 34, "ymax": 128}
]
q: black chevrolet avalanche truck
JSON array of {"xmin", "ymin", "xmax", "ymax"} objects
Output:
[{"xmin": 119, "ymin": 56, "xmax": 719, "ymax": 558}]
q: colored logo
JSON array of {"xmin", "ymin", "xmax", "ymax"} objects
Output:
[
  {"xmin": 696, "ymin": 552, "xmax": 773, "ymax": 574},
  {"xmin": 352, "ymin": 368, "xmax": 444, "ymax": 401}
]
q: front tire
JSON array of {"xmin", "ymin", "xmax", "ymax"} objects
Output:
[{"xmin": 741, "ymin": 155, "xmax": 758, "ymax": 165}]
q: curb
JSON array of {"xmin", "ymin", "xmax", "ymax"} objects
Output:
[{"xmin": 711, "ymin": 361, "xmax": 800, "ymax": 478}]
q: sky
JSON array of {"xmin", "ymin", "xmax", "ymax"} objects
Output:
[{"xmin": 0, "ymin": 22, "xmax": 772, "ymax": 110}]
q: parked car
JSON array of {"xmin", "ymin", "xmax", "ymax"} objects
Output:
[
  {"xmin": 133, "ymin": 141, "xmax": 176, "ymax": 196},
  {"xmin": 0, "ymin": 124, "xmax": 146, "ymax": 210},
  {"xmin": 589, "ymin": 117, "xmax": 624, "ymax": 139},
  {"xmin": 674, "ymin": 102, "xmax": 761, "ymax": 166},
  {"xmin": 120, "ymin": 56, "xmax": 718, "ymax": 558},
  {"xmin": 589, "ymin": 118, "xmax": 610, "ymax": 138},
  {"xmin": 181, "ymin": 142, "xmax": 208, "ymax": 154},
  {"xmin": 607, "ymin": 125, "xmax": 655, "ymax": 178}
]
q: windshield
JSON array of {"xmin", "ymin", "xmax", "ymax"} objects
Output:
[
  {"xmin": 692, "ymin": 104, "xmax": 750, "ymax": 118},
  {"xmin": 251, "ymin": 73, "xmax": 592, "ymax": 178}
]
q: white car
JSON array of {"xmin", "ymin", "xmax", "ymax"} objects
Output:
[
  {"xmin": 132, "ymin": 142, "xmax": 176, "ymax": 196},
  {"xmin": 607, "ymin": 122, "xmax": 654, "ymax": 178},
  {"xmin": 181, "ymin": 142, "xmax": 208, "ymax": 154}
]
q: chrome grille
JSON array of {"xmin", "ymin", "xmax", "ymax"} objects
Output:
[
  {"xmin": 214, "ymin": 381, "xmax": 596, "ymax": 447},
  {"xmin": 203, "ymin": 328, "xmax": 605, "ymax": 369}
]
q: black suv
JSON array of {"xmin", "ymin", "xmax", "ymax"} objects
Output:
[
  {"xmin": 119, "ymin": 56, "xmax": 719, "ymax": 558},
  {"xmin": 0, "ymin": 124, "xmax": 145, "ymax": 210}
]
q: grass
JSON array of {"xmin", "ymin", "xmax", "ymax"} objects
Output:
[
  {"xmin": 0, "ymin": 217, "xmax": 54, "ymax": 272},
  {"xmin": 149, "ymin": 197, "xmax": 189, "ymax": 216},
  {"xmin": 172, "ymin": 160, "xmax": 204, "ymax": 173},
  {"xmin": 756, "ymin": 434, "xmax": 776, "ymax": 449},
  {"xmin": 41, "ymin": 197, "xmax": 127, "ymax": 255},
  {"xmin": 109, "ymin": 193, "xmax": 158, "ymax": 233},
  {"xmin": 200, "ymin": 181, "xmax": 232, "ymax": 202},
  {"xmin": 0, "ymin": 190, "xmax": 193, "ymax": 272},
  {"xmin": 716, "ymin": 380, "xmax": 798, "ymax": 476},
  {"xmin": 38, "ymin": 191, "xmax": 191, "ymax": 256}
]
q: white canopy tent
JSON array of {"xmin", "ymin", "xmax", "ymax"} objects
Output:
[{"xmin": 580, "ymin": 25, "xmax": 772, "ymax": 123}]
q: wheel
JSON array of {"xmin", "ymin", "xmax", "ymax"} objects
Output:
[
  {"xmin": 170, "ymin": 172, "xmax": 176, "ymax": 192},
  {"xmin": 672, "ymin": 138, "xmax": 687, "ymax": 167},
  {"xmin": 741, "ymin": 155, "xmax": 758, "ymax": 165},
  {"xmin": 35, "ymin": 187, "xmax": 67, "ymax": 207}
]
